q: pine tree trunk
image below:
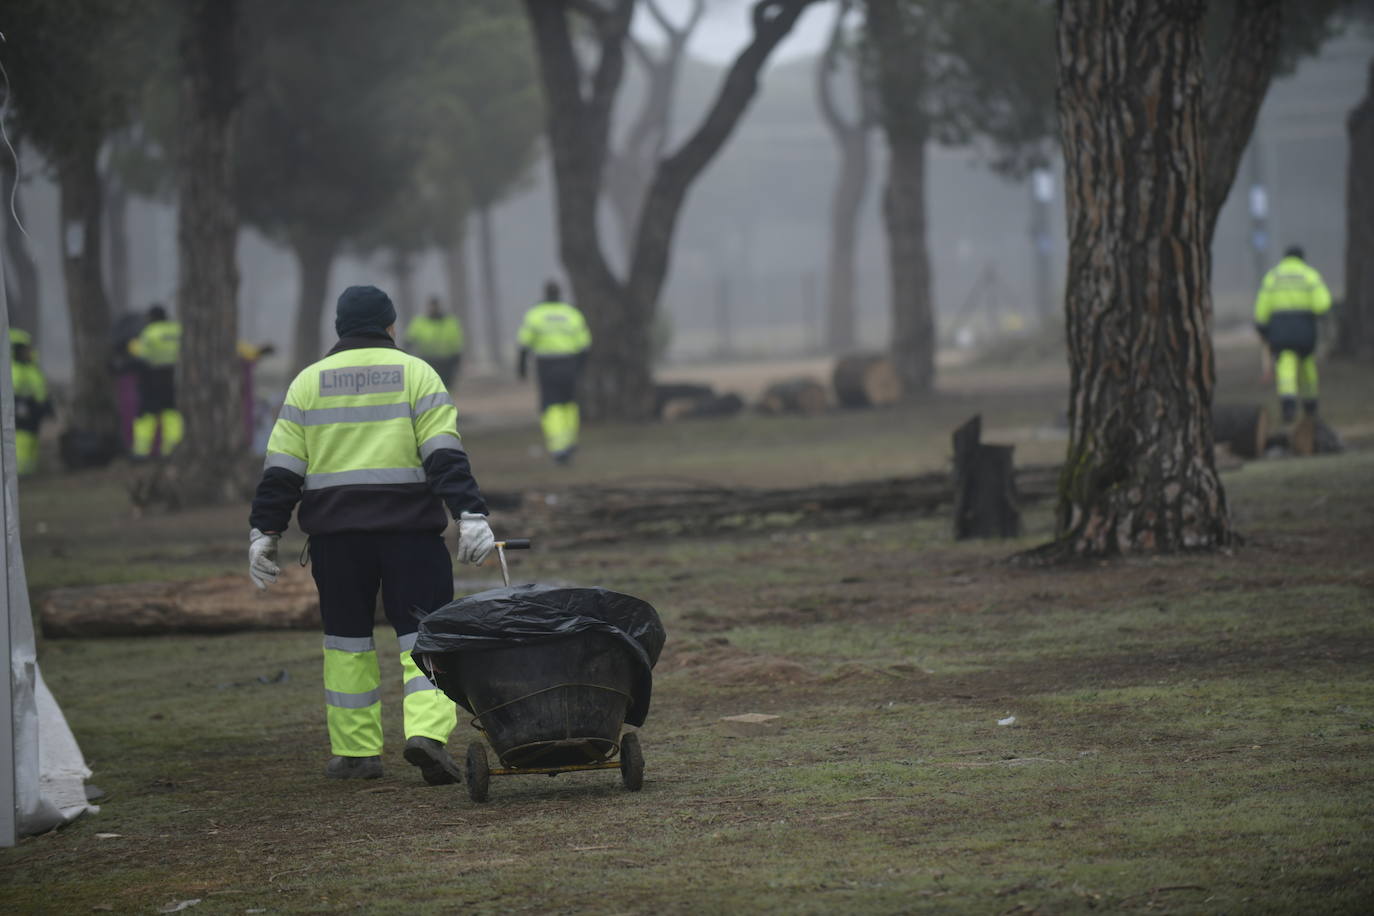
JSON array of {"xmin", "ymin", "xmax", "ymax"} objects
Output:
[
  {"xmin": 56, "ymin": 144, "xmax": 119, "ymax": 440},
  {"xmin": 290, "ymin": 232, "xmax": 338, "ymax": 374},
  {"xmin": 866, "ymin": 0, "xmax": 934, "ymax": 397},
  {"xmin": 442, "ymin": 217, "xmax": 473, "ymax": 352},
  {"xmin": 1051, "ymin": 0, "xmax": 1231, "ymax": 557},
  {"xmin": 170, "ymin": 0, "xmax": 245, "ymax": 505},
  {"xmin": 1337, "ymin": 57, "xmax": 1374, "ymax": 360},
  {"xmin": 105, "ymin": 178, "xmax": 131, "ymax": 316},
  {"xmin": 390, "ymin": 249, "xmax": 415, "ymax": 329},
  {"xmin": 0, "ymin": 148, "xmax": 41, "ymax": 340},
  {"xmin": 476, "ymin": 204, "xmax": 506, "ymax": 369},
  {"xmin": 826, "ymin": 132, "xmax": 868, "ymax": 354}
]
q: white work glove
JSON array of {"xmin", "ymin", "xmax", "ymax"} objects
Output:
[
  {"xmin": 456, "ymin": 511, "xmax": 495, "ymax": 566},
  {"xmin": 249, "ymin": 528, "xmax": 281, "ymax": 590}
]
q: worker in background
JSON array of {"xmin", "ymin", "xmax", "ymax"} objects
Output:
[
  {"xmin": 248, "ymin": 285, "xmax": 495, "ymax": 783},
  {"xmin": 237, "ymin": 340, "xmax": 276, "ymax": 451},
  {"xmin": 516, "ymin": 280, "xmax": 591, "ymax": 465},
  {"xmin": 127, "ymin": 303, "xmax": 183, "ymax": 458},
  {"xmin": 405, "ymin": 296, "xmax": 464, "ymax": 389},
  {"xmin": 1254, "ymin": 245, "xmax": 1333, "ymax": 423},
  {"xmin": 10, "ymin": 328, "xmax": 51, "ymax": 476}
]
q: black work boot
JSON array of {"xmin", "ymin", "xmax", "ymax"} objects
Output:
[
  {"xmin": 403, "ymin": 736, "xmax": 463, "ymax": 786},
  {"xmin": 326, "ymin": 755, "xmax": 382, "ymax": 780}
]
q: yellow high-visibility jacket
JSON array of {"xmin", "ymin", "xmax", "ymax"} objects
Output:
[
  {"xmin": 251, "ymin": 338, "xmax": 486, "ymax": 536},
  {"xmin": 517, "ymin": 301, "xmax": 591, "ymax": 356}
]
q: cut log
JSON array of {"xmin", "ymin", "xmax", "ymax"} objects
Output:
[
  {"xmin": 757, "ymin": 377, "xmax": 828, "ymax": 415},
  {"xmin": 1212, "ymin": 404, "xmax": 1268, "ymax": 460},
  {"xmin": 661, "ymin": 392, "xmax": 745, "ymax": 422},
  {"xmin": 654, "ymin": 383, "xmax": 717, "ymax": 418},
  {"xmin": 1291, "ymin": 415, "xmax": 1316, "ymax": 457},
  {"xmin": 951, "ymin": 415, "xmax": 1021, "ymax": 539},
  {"xmin": 39, "ymin": 573, "xmax": 321, "ymax": 638},
  {"xmin": 832, "ymin": 352, "xmax": 901, "ymax": 408}
]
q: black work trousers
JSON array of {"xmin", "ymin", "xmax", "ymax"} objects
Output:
[{"xmin": 308, "ymin": 531, "xmax": 454, "ymax": 639}]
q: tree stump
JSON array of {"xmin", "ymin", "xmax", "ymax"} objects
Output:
[
  {"xmin": 952, "ymin": 415, "xmax": 1021, "ymax": 539},
  {"xmin": 757, "ymin": 377, "xmax": 829, "ymax": 415},
  {"xmin": 1212, "ymin": 404, "xmax": 1268, "ymax": 460},
  {"xmin": 832, "ymin": 352, "xmax": 901, "ymax": 407}
]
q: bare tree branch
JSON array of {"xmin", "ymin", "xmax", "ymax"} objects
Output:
[
  {"xmin": 1201, "ymin": 0, "xmax": 1282, "ymax": 246},
  {"xmin": 817, "ymin": 0, "xmax": 855, "ymax": 135},
  {"xmin": 629, "ymin": 0, "xmax": 822, "ymax": 299}
]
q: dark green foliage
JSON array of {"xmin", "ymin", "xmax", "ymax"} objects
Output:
[
  {"xmin": 1, "ymin": 0, "xmax": 162, "ymax": 164},
  {"xmin": 233, "ymin": 0, "xmax": 423, "ymax": 249}
]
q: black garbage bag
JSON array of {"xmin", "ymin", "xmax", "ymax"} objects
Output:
[{"xmin": 413, "ymin": 584, "xmax": 666, "ymax": 727}]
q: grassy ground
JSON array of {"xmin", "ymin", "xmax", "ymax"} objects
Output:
[{"xmin": 4, "ymin": 345, "xmax": 1373, "ymax": 914}]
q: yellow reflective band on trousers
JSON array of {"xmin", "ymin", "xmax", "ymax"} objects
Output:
[
  {"xmin": 323, "ymin": 645, "xmax": 383, "ymax": 756},
  {"xmin": 540, "ymin": 402, "xmax": 579, "ymax": 454},
  {"xmin": 1274, "ymin": 351, "xmax": 1319, "ymax": 399},
  {"xmin": 14, "ymin": 431, "xmax": 38, "ymax": 476},
  {"xmin": 400, "ymin": 649, "xmax": 456, "ymax": 742},
  {"xmin": 132, "ymin": 409, "xmax": 185, "ymax": 457}
]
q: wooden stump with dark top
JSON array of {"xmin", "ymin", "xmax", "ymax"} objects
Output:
[
  {"xmin": 1212, "ymin": 404, "xmax": 1269, "ymax": 460},
  {"xmin": 832, "ymin": 352, "xmax": 902, "ymax": 408},
  {"xmin": 952, "ymin": 415, "xmax": 1021, "ymax": 540},
  {"xmin": 757, "ymin": 377, "xmax": 829, "ymax": 415}
]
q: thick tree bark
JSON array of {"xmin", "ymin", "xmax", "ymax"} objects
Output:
[
  {"xmin": 1050, "ymin": 0, "xmax": 1231, "ymax": 557},
  {"xmin": 290, "ymin": 232, "xmax": 338, "ymax": 374},
  {"xmin": 817, "ymin": 0, "xmax": 870, "ymax": 354},
  {"xmin": 0, "ymin": 148, "xmax": 41, "ymax": 340},
  {"xmin": 1200, "ymin": 0, "xmax": 1281, "ymax": 249},
  {"xmin": 476, "ymin": 203, "xmax": 506, "ymax": 369},
  {"xmin": 866, "ymin": 0, "xmax": 934, "ymax": 397},
  {"xmin": 170, "ymin": 0, "xmax": 246, "ymax": 505},
  {"xmin": 1337, "ymin": 57, "xmax": 1374, "ymax": 360},
  {"xmin": 56, "ymin": 144, "xmax": 120, "ymax": 440},
  {"xmin": 525, "ymin": 0, "xmax": 818, "ymax": 422},
  {"xmin": 441, "ymin": 216, "xmax": 473, "ymax": 351}
]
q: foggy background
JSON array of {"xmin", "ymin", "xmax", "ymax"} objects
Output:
[{"xmin": 12, "ymin": 18, "xmax": 1371, "ymax": 382}]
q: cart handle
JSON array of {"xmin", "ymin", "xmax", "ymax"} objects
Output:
[{"xmin": 493, "ymin": 538, "xmax": 532, "ymax": 587}]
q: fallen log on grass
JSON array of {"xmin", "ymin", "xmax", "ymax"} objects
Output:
[
  {"xmin": 39, "ymin": 574, "xmax": 320, "ymax": 638},
  {"xmin": 832, "ymin": 353, "xmax": 901, "ymax": 408},
  {"xmin": 757, "ymin": 377, "xmax": 828, "ymax": 415},
  {"xmin": 488, "ymin": 464, "xmax": 1061, "ymax": 546},
  {"xmin": 1212, "ymin": 404, "xmax": 1268, "ymax": 460}
]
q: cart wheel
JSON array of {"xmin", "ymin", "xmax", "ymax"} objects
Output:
[
  {"xmin": 619, "ymin": 732, "xmax": 644, "ymax": 791},
  {"xmin": 465, "ymin": 742, "xmax": 490, "ymax": 803}
]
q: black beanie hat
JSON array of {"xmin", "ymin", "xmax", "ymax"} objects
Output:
[{"xmin": 335, "ymin": 285, "xmax": 397, "ymax": 338}]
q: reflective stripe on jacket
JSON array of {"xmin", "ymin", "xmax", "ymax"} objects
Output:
[
  {"xmin": 406, "ymin": 315, "xmax": 464, "ymax": 359},
  {"xmin": 517, "ymin": 301, "xmax": 591, "ymax": 356},
  {"xmin": 250, "ymin": 335, "xmax": 487, "ymax": 535}
]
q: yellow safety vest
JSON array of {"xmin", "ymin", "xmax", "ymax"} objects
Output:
[
  {"xmin": 263, "ymin": 346, "xmax": 462, "ymax": 533},
  {"xmin": 129, "ymin": 320, "xmax": 183, "ymax": 367},
  {"xmin": 517, "ymin": 301, "xmax": 592, "ymax": 356},
  {"xmin": 1254, "ymin": 257, "xmax": 1332, "ymax": 325},
  {"xmin": 406, "ymin": 314, "xmax": 464, "ymax": 359}
]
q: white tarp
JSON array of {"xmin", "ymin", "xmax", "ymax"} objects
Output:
[{"xmin": 4, "ymin": 266, "xmax": 97, "ymax": 844}]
